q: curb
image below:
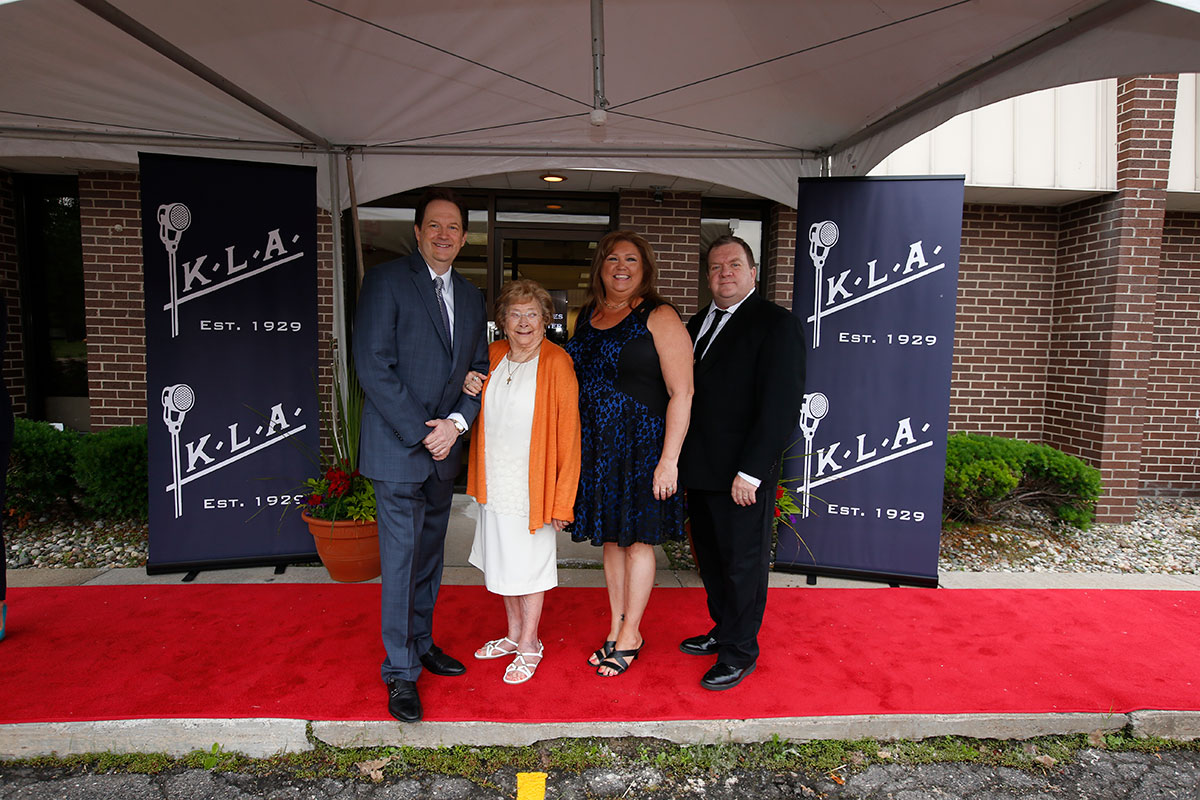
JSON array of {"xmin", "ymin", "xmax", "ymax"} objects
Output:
[{"xmin": 3, "ymin": 711, "xmax": 1198, "ymax": 759}]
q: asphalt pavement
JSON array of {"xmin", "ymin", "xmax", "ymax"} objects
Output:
[{"xmin": 2, "ymin": 749, "xmax": 1200, "ymax": 799}]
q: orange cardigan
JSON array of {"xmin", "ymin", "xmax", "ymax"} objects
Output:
[{"xmin": 466, "ymin": 339, "xmax": 581, "ymax": 533}]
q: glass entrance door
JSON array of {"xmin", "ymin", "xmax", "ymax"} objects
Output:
[{"xmin": 492, "ymin": 228, "xmax": 600, "ymax": 344}]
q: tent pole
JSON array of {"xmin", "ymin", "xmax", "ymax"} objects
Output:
[
  {"xmin": 345, "ymin": 152, "xmax": 367, "ymax": 296},
  {"xmin": 327, "ymin": 153, "xmax": 349, "ymax": 422},
  {"xmin": 591, "ymin": 0, "xmax": 607, "ymax": 112}
]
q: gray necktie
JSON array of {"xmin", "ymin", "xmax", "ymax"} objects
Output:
[
  {"xmin": 694, "ymin": 309, "xmax": 728, "ymax": 361},
  {"xmin": 433, "ymin": 275, "xmax": 452, "ymax": 344}
]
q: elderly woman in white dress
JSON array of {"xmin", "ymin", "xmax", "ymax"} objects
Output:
[{"xmin": 462, "ymin": 279, "xmax": 581, "ymax": 684}]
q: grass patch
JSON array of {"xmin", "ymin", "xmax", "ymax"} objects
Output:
[{"xmin": 4, "ymin": 732, "xmax": 1199, "ymax": 783}]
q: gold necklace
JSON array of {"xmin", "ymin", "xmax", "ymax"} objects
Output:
[
  {"xmin": 601, "ymin": 297, "xmax": 629, "ymax": 310},
  {"xmin": 504, "ymin": 354, "xmax": 533, "ymax": 384}
]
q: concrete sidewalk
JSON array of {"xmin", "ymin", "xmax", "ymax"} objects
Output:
[
  {"xmin": 11, "ymin": 494, "xmax": 1200, "ymax": 592},
  {"xmin": 4, "ymin": 494, "xmax": 1200, "ymax": 758}
]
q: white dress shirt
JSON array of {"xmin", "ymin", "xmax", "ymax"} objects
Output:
[
  {"xmin": 424, "ymin": 263, "xmax": 468, "ymax": 433},
  {"xmin": 696, "ymin": 292, "xmax": 763, "ymax": 489}
]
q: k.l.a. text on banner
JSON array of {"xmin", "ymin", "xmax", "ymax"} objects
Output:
[
  {"xmin": 778, "ymin": 176, "xmax": 964, "ymax": 585},
  {"xmin": 141, "ymin": 153, "xmax": 320, "ymax": 572}
]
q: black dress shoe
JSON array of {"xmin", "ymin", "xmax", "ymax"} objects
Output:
[
  {"xmin": 700, "ymin": 661, "xmax": 756, "ymax": 691},
  {"xmin": 419, "ymin": 644, "xmax": 466, "ymax": 676},
  {"xmin": 386, "ymin": 679, "xmax": 422, "ymax": 722},
  {"xmin": 679, "ymin": 633, "xmax": 719, "ymax": 656}
]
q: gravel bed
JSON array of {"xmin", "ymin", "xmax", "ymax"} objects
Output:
[
  {"xmin": 3, "ymin": 498, "xmax": 1199, "ymax": 573},
  {"xmin": 4, "ymin": 515, "xmax": 149, "ymax": 570},
  {"xmin": 938, "ymin": 497, "xmax": 1200, "ymax": 574}
]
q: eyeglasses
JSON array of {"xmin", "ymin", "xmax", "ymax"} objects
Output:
[{"xmin": 505, "ymin": 310, "xmax": 542, "ymax": 322}]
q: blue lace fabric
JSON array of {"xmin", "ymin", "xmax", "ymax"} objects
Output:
[{"xmin": 566, "ymin": 300, "xmax": 686, "ymax": 546}]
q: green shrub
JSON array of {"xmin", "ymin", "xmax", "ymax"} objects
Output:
[
  {"xmin": 74, "ymin": 425, "xmax": 149, "ymax": 520},
  {"xmin": 944, "ymin": 433, "xmax": 1101, "ymax": 529},
  {"xmin": 6, "ymin": 418, "xmax": 80, "ymax": 514}
]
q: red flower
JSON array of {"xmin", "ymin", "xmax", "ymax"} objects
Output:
[
  {"xmin": 776, "ymin": 487, "xmax": 786, "ymax": 500},
  {"xmin": 774, "ymin": 506, "xmax": 782, "ymax": 518},
  {"xmin": 307, "ymin": 494, "xmax": 321, "ymax": 506},
  {"xmin": 326, "ymin": 467, "xmax": 352, "ymax": 497}
]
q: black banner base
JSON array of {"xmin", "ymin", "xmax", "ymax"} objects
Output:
[
  {"xmin": 147, "ymin": 552, "xmax": 320, "ymax": 581},
  {"xmin": 773, "ymin": 562, "xmax": 939, "ymax": 589}
]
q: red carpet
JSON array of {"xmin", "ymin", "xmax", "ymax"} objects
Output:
[{"xmin": 1, "ymin": 584, "xmax": 1198, "ymax": 724}]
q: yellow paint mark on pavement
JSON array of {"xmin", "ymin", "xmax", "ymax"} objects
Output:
[{"xmin": 516, "ymin": 771, "xmax": 548, "ymax": 799}]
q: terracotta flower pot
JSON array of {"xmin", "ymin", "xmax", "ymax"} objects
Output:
[{"xmin": 300, "ymin": 510, "xmax": 381, "ymax": 582}]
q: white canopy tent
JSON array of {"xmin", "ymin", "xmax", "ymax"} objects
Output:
[{"xmin": 2, "ymin": 0, "xmax": 1200, "ymax": 210}]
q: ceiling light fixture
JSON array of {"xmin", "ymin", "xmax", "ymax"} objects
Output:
[
  {"xmin": 540, "ymin": 173, "xmax": 566, "ymax": 183},
  {"xmin": 545, "ymin": 203, "xmax": 563, "ymax": 210}
]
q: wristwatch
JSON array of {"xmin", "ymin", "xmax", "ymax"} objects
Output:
[{"xmin": 451, "ymin": 418, "xmax": 467, "ymax": 435}]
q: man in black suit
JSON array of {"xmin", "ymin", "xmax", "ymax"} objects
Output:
[
  {"xmin": 678, "ymin": 234, "xmax": 806, "ymax": 690},
  {"xmin": 354, "ymin": 188, "xmax": 489, "ymax": 722}
]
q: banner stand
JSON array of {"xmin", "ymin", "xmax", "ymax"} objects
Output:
[
  {"xmin": 772, "ymin": 561, "xmax": 939, "ymax": 589},
  {"xmin": 774, "ymin": 176, "xmax": 964, "ymax": 586},
  {"xmin": 147, "ymin": 553, "xmax": 311, "ymax": 581},
  {"xmin": 141, "ymin": 153, "xmax": 322, "ymax": 576}
]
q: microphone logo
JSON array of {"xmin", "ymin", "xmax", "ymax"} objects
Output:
[
  {"xmin": 158, "ymin": 203, "xmax": 192, "ymax": 338},
  {"xmin": 808, "ymin": 220, "xmax": 839, "ymax": 348},
  {"xmin": 798, "ymin": 391, "xmax": 829, "ymax": 518},
  {"xmin": 162, "ymin": 383, "xmax": 195, "ymax": 518}
]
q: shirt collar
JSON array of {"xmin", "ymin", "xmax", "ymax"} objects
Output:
[{"xmin": 707, "ymin": 290, "xmax": 754, "ymax": 319}]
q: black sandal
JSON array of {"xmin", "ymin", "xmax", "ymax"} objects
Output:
[
  {"xmin": 597, "ymin": 641, "xmax": 644, "ymax": 676},
  {"xmin": 587, "ymin": 640, "xmax": 616, "ymax": 667}
]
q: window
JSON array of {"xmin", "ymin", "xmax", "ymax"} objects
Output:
[{"xmin": 15, "ymin": 175, "xmax": 87, "ymax": 429}]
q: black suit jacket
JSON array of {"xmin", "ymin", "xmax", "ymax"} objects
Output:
[{"xmin": 680, "ymin": 292, "xmax": 806, "ymax": 491}]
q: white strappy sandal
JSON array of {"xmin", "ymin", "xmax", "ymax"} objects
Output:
[
  {"xmin": 503, "ymin": 642, "xmax": 544, "ymax": 685},
  {"xmin": 474, "ymin": 636, "xmax": 519, "ymax": 660}
]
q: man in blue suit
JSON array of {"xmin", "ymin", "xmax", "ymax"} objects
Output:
[{"xmin": 354, "ymin": 188, "xmax": 489, "ymax": 722}]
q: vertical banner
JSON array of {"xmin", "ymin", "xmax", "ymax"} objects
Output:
[
  {"xmin": 775, "ymin": 176, "xmax": 963, "ymax": 585},
  {"xmin": 141, "ymin": 153, "xmax": 319, "ymax": 572}
]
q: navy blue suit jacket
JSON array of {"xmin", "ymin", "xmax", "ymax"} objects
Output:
[{"xmin": 353, "ymin": 251, "xmax": 489, "ymax": 484}]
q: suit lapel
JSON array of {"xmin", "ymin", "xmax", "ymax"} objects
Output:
[
  {"xmin": 694, "ymin": 295, "xmax": 757, "ymax": 377},
  {"xmin": 409, "ymin": 255, "xmax": 452, "ymax": 354}
]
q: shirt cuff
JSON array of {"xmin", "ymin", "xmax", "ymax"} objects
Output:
[
  {"xmin": 447, "ymin": 412, "xmax": 468, "ymax": 433},
  {"xmin": 736, "ymin": 471, "xmax": 761, "ymax": 488}
]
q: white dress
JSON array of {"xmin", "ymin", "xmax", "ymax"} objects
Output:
[{"xmin": 468, "ymin": 353, "xmax": 558, "ymax": 595}]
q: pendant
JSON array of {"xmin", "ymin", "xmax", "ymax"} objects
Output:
[{"xmin": 506, "ymin": 375, "xmax": 513, "ymax": 385}]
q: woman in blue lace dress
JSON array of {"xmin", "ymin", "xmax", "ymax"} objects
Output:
[{"xmin": 567, "ymin": 230, "xmax": 693, "ymax": 677}]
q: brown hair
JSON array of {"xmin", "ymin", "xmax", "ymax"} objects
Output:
[
  {"xmin": 415, "ymin": 187, "xmax": 469, "ymax": 229},
  {"xmin": 588, "ymin": 230, "xmax": 667, "ymax": 308},
  {"xmin": 705, "ymin": 234, "xmax": 756, "ymax": 269},
  {"xmin": 495, "ymin": 279, "xmax": 554, "ymax": 335}
]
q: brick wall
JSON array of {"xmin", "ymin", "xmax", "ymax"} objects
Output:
[
  {"xmin": 764, "ymin": 204, "xmax": 797, "ymax": 309},
  {"xmin": 1044, "ymin": 75, "xmax": 1176, "ymax": 521},
  {"xmin": 1142, "ymin": 210, "xmax": 1200, "ymax": 495},
  {"xmin": 950, "ymin": 204, "xmax": 1058, "ymax": 439},
  {"xmin": 316, "ymin": 209, "xmax": 336, "ymax": 456},
  {"xmin": 79, "ymin": 172, "xmax": 146, "ymax": 429},
  {"xmin": 0, "ymin": 175, "xmax": 25, "ymax": 416},
  {"xmin": 619, "ymin": 190, "xmax": 701, "ymax": 317}
]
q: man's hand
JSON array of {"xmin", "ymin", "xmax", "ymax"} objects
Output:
[
  {"xmin": 423, "ymin": 418, "xmax": 459, "ymax": 461},
  {"xmin": 731, "ymin": 474, "xmax": 757, "ymax": 507}
]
